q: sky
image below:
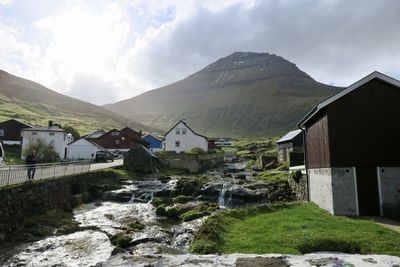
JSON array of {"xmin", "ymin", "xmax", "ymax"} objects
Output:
[{"xmin": 0, "ymin": 0, "xmax": 400, "ymax": 105}]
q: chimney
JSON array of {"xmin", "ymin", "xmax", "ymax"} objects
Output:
[{"xmin": 48, "ymin": 120, "xmax": 53, "ymax": 127}]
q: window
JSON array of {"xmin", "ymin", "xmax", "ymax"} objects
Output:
[
  {"xmin": 0, "ymin": 129, "xmax": 4, "ymax": 136},
  {"xmin": 175, "ymin": 140, "xmax": 180, "ymax": 147},
  {"xmin": 49, "ymin": 132, "xmax": 55, "ymax": 136},
  {"xmin": 175, "ymin": 128, "xmax": 180, "ymax": 135},
  {"xmin": 182, "ymin": 128, "xmax": 187, "ymax": 135},
  {"xmin": 112, "ymin": 131, "xmax": 120, "ymax": 136},
  {"xmin": 32, "ymin": 132, "xmax": 37, "ymax": 136},
  {"xmin": 115, "ymin": 140, "xmax": 120, "ymax": 145}
]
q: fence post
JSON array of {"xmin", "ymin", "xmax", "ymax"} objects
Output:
[
  {"xmin": 53, "ymin": 164, "xmax": 56, "ymax": 178},
  {"xmin": 7, "ymin": 166, "xmax": 11, "ymax": 185}
]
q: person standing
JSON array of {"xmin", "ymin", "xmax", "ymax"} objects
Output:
[{"xmin": 26, "ymin": 150, "xmax": 37, "ymax": 181}]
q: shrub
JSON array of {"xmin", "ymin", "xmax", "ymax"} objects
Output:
[
  {"xmin": 110, "ymin": 233, "xmax": 132, "ymax": 248},
  {"xmin": 151, "ymin": 197, "xmax": 164, "ymax": 207},
  {"xmin": 188, "ymin": 147, "xmax": 205, "ymax": 155},
  {"xmin": 291, "ymin": 170, "xmax": 303, "ymax": 183},
  {"xmin": 173, "ymin": 195, "xmax": 192, "ymax": 204},
  {"xmin": 155, "ymin": 205, "xmax": 167, "ymax": 216},
  {"xmin": 22, "ymin": 136, "xmax": 60, "ymax": 163},
  {"xmin": 180, "ymin": 211, "xmax": 209, "ymax": 222}
]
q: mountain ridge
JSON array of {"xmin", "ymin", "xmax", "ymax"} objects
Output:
[
  {"xmin": 104, "ymin": 52, "xmax": 342, "ymax": 138},
  {"xmin": 0, "ymin": 69, "xmax": 155, "ymax": 134}
]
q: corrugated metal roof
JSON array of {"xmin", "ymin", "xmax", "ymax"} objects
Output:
[{"xmin": 277, "ymin": 129, "xmax": 302, "ymax": 143}]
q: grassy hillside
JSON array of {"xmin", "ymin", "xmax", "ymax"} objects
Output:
[
  {"xmin": 105, "ymin": 52, "xmax": 341, "ymax": 138},
  {"xmin": 0, "ymin": 70, "xmax": 156, "ymax": 135}
]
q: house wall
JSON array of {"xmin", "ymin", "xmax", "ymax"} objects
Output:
[
  {"xmin": 143, "ymin": 135, "xmax": 163, "ymax": 152},
  {"xmin": 68, "ymin": 139, "xmax": 101, "ymax": 160},
  {"xmin": 165, "ymin": 122, "xmax": 208, "ymax": 152},
  {"xmin": 0, "ymin": 119, "xmax": 30, "ymax": 144},
  {"xmin": 309, "ymin": 167, "xmax": 358, "ymax": 216},
  {"xmin": 93, "ymin": 130, "xmax": 136, "ymax": 151},
  {"xmin": 328, "ymin": 79, "xmax": 400, "ymax": 167},
  {"xmin": 378, "ymin": 167, "xmax": 400, "ymax": 216},
  {"xmin": 305, "ymin": 114, "xmax": 330, "ymax": 168},
  {"xmin": 21, "ymin": 130, "xmax": 70, "ymax": 160}
]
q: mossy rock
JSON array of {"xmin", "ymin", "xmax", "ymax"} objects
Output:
[
  {"xmin": 176, "ymin": 176, "xmax": 210, "ymax": 196},
  {"xmin": 165, "ymin": 206, "xmax": 188, "ymax": 219},
  {"xmin": 110, "ymin": 233, "xmax": 132, "ymax": 248},
  {"xmin": 180, "ymin": 210, "xmax": 209, "ymax": 222},
  {"xmin": 128, "ymin": 220, "xmax": 145, "ymax": 231},
  {"xmin": 172, "ymin": 195, "xmax": 192, "ymax": 204},
  {"xmin": 151, "ymin": 197, "xmax": 165, "ymax": 207},
  {"xmin": 155, "ymin": 205, "xmax": 167, "ymax": 216}
]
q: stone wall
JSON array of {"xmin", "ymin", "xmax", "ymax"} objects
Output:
[
  {"xmin": 0, "ymin": 170, "xmax": 119, "ymax": 236},
  {"xmin": 287, "ymin": 171, "xmax": 308, "ymax": 201},
  {"xmin": 159, "ymin": 153, "xmax": 224, "ymax": 173}
]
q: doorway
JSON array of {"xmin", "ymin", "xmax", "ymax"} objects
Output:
[{"xmin": 356, "ymin": 167, "xmax": 381, "ymax": 216}]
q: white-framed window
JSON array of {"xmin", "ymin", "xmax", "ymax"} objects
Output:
[
  {"xmin": 175, "ymin": 128, "xmax": 180, "ymax": 135},
  {"xmin": 112, "ymin": 131, "xmax": 120, "ymax": 136},
  {"xmin": 0, "ymin": 129, "xmax": 4, "ymax": 136},
  {"xmin": 49, "ymin": 132, "xmax": 55, "ymax": 136},
  {"xmin": 175, "ymin": 140, "xmax": 180, "ymax": 147},
  {"xmin": 182, "ymin": 128, "xmax": 187, "ymax": 135},
  {"xmin": 115, "ymin": 140, "xmax": 120, "ymax": 145}
]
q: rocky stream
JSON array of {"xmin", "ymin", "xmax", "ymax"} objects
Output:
[{"xmin": 0, "ymin": 166, "xmax": 399, "ymax": 266}]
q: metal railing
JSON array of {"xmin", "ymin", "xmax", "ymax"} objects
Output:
[{"xmin": 0, "ymin": 161, "xmax": 92, "ymax": 187}]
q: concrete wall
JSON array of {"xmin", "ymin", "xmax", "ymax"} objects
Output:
[
  {"xmin": 160, "ymin": 153, "xmax": 224, "ymax": 173},
  {"xmin": 308, "ymin": 168, "xmax": 334, "ymax": 214},
  {"xmin": 331, "ymin": 167, "xmax": 358, "ymax": 216},
  {"xmin": 309, "ymin": 167, "xmax": 358, "ymax": 216},
  {"xmin": 378, "ymin": 167, "xmax": 400, "ymax": 216},
  {"xmin": 165, "ymin": 122, "xmax": 208, "ymax": 152}
]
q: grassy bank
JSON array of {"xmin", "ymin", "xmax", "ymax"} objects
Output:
[{"xmin": 190, "ymin": 202, "xmax": 400, "ymax": 256}]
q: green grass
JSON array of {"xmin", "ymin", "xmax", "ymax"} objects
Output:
[
  {"xmin": 256, "ymin": 171, "xmax": 288, "ymax": 181},
  {"xmin": 3, "ymin": 145, "xmax": 24, "ymax": 165},
  {"xmin": 190, "ymin": 202, "xmax": 400, "ymax": 256}
]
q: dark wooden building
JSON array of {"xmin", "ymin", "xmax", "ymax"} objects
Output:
[
  {"xmin": 277, "ymin": 129, "xmax": 304, "ymax": 164},
  {"xmin": 299, "ymin": 71, "xmax": 400, "ymax": 216},
  {"xmin": 92, "ymin": 129, "xmax": 137, "ymax": 153},
  {"xmin": 0, "ymin": 119, "xmax": 32, "ymax": 145},
  {"xmin": 124, "ymin": 143, "xmax": 159, "ymax": 173}
]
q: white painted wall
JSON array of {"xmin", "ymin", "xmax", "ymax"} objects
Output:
[
  {"xmin": 165, "ymin": 121, "xmax": 208, "ymax": 153},
  {"xmin": 68, "ymin": 138, "xmax": 101, "ymax": 160},
  {"xmin": 21, "ymin": 130, "xmax": 71, "ymax": 160}
]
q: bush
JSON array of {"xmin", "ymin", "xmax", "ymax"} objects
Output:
[
  {"xmin": 155, "ymin": 205, "xmax": 167, "ymax": 216},
  {"xmin": 180, "ymin": 211, "xmax": 209, "ymax": 222},
  {"xmin": 151, "ymin": 197, "xmax": 164, "ymax": 207},
  {"xmin": 291, "ymin": 170, "xmax": 303, "ymax": 183},
  {"xmin": 173, "ymin": 195, "xmax": 192, "ymax": 204},
  {"xmin": 110, "ymin": 233, "xmax": 132, "ymax": 248},
  {"xmin": 22, "ymin": 136, "xmax": 60, "ymax": 163},
  {"xmin": 188, "ymin": 147, "xmax": 205, "ymax": 154}
]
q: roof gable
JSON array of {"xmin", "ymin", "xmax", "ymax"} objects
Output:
[
  {"xmin": 143, "ymin": 134, "xmax": 164, "ymax": 141},
  {"xmin": 299, "ymin": 71, "xmax": 400, "ymax": 127},
  {"xmin": 164, "ymin": 120, "xmax": 207, "ymax": 139}
]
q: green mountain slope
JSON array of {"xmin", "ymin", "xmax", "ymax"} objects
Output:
[
  {"xmin": 0, "ymin": 70, "xmax": 154, "ymax": 134},
  {"xmin": 104, "ymin": 52, "xmax": 342, "ymax": 137}
]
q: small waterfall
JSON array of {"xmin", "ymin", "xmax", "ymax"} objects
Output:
[
  {"xmin": 147, "ymin": 192, "xmax": 154, "ymax": 203},
  {"xmin": 218, "ymin": 183, "xmax": 233, "ymax": 208},
  {"xmin": 129, "ymin": 193, "xmax": 136, "ymax": 203}
]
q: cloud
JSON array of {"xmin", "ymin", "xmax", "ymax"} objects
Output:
[
  {"xmin": 1, "ymin": 0, "xmax": 400, "ymax": 105},
  {"xmin": 0, "ymin": 0, "xmax": 12, "ymax": 7}
]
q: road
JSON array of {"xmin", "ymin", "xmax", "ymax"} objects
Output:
[{"xmin": 89, "ymin": 159, "xmax": 123, "ymax": 171}]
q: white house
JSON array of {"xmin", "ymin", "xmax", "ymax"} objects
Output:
[
  {"xmin": 67, "ymin": 137, "xmax": 104, "ymax": 160},
  {"xmin": 21, "ymin": 121, "xmax": 73, "ymax": 160},
  {"xmin": 164, "ymin": 120, "xmax": 208, "ymax": 153}
]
